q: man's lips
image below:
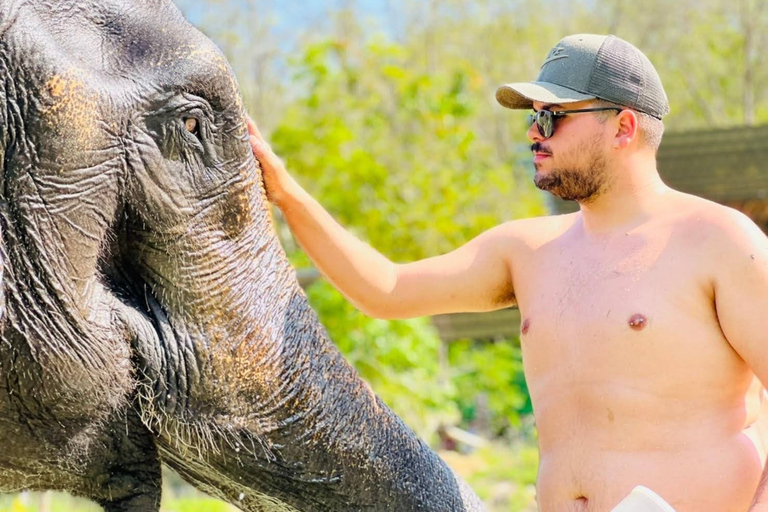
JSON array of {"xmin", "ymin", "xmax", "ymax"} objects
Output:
[{"xmin": 533, "ymin": 153, "xmax": 551, "ymax": 163}]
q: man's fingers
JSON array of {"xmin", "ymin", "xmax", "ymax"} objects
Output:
[
  {"xmin": 248, "ymin": 134, "xmax": 283, "ymax": 174},
  {"xmin": 246, "ymin": 116, "xmax": 263, "ymax": 140},
  {"xmin": 245, "ymin": 115, "xmax": 275, "ymax": 163},
  {"xmin": 245, "ymin": 115, "xmax": 288, "ymax": 204},
  {"xmin": 249, "ymin": 134, "xmax": 269, "ymax": 160}
]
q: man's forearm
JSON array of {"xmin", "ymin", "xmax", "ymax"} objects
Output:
[{"xmin": 277, "ymin": 185, "xmax": 399, "ymax": 318}]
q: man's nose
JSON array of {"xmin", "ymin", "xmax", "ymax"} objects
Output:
[{"xmin": 527, "ymin": 120, "xmax": 544, "ymax": 144}]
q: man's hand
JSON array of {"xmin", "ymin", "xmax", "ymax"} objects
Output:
[{"xmin": 246, "ymin": 116, "xmax": 297, "ymax": 208}]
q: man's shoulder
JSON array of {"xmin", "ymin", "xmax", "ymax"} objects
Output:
[
  {"xmin": 665, "ymin": 192, "xmax": 766, "ymax": 258},
  {"xmin": 488, "ymin": 212, "xmax": 578, "ymax": 248}
]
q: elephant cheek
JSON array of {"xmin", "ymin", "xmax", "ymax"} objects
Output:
[
  {"xmin": 219, "ymin": 199, "xmax": 251, "ymax": 240},
  {"xmin": 41, "ymin": 73, "xmax": 102, "ymax": 148},
  {"xmin": 217, "ymin": 181, "xmax": 259, "ymax": 240}
]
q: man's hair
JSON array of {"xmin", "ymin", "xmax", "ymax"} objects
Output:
[{"xmin": 594, "ymin": 100, "xmax": 664, "ymax": 151}]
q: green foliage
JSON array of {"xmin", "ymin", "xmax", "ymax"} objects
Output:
[
  {"xmin": 470, "ymin": 442, "xmax": 539, "ymax": 511},
  {"xmin": 160, "ymin": 498, "xmax": 237, "ymax": 512},
  {"xmin": 448, "ymin": 339, "xmax": 530, "ymax": 435},
  {"xmin": 0, "ymin": 493, "xmax": 103, "ymax": 512},
  {"xmin": 271, "ymin": 33, "xmax": 544, "ymax": 262}
]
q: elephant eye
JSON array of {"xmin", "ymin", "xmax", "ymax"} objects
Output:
[{"xmin": 184, "ymin": 117, "xmax": 199, "ymax": 136}]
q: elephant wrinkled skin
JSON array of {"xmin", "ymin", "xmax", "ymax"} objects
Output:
[{"xmin": 0, "ymin": 1, "xmax": 484, "ymax": 511}]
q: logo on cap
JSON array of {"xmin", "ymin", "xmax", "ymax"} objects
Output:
[{"xmin": 541, "ymin": 46, "xmax": 568, "ymax": 68}]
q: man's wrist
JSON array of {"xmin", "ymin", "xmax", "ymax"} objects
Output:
[{"xmin": 272, "ymin": 179, "xmax": 308, "ymax": 214}]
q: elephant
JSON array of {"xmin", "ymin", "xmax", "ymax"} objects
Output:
[{"xmin": 0, "ymin": 0, "xmax": 484, "ymax": 511}]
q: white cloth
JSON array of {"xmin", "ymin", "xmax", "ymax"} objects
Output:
[{"xmin": 610, "ymin": 486, "xmax": 677, "ymax": 512}]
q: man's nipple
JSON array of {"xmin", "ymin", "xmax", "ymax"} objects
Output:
[
  {"xmin": 521, "ymin": 318, "xmax": 531, "ymax": 335},
  {"xmin": 628, "ymin": 313, "xmax": 648, "ymax": 331}
]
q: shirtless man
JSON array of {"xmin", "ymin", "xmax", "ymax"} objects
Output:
[{"xmin": 247, "ymin": 34, "xmax": 768, "ymax": 512}]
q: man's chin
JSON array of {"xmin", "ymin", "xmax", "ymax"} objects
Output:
[
  {"xmin": 534, "ymin": 176, "xmax": 575, "ymax": 201},
  {"xmin": 534, "ymin": 172, "xmax": 556, "ymax": 191}
]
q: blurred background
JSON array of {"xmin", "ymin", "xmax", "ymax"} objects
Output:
[{"xmin": 3, "ymin": 0, "xmax": 768, "ymax": 510}]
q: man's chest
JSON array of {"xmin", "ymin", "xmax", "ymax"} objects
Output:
[{"xmin": 511, "ymin": 236, "xmax": 734, "ymax": 388}]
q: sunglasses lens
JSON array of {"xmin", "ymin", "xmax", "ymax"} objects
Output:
[
  {"xmin": 538, "ymin": 111, "xmax": 552, "ymax": 138},
  {"xmin": 528, "ymin": 112, "xmax": 544, "ymax": 137},
  {"xmin": 528, "ymin": 111, "xmax": 555, "ymax": 138}
]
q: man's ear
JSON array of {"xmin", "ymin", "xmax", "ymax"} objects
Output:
[{"xmin": 614, "ymin": 109, "xmax": 639, "ymax": 149}]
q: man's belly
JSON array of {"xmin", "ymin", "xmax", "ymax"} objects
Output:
[{"xmin": 536, "ymin": 430, "xmax": 763, "ymax": 512}]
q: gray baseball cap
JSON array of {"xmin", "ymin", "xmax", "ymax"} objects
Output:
[{"xmin": 496, "ymin": 34, "xmax": 669, "ymax": 119}]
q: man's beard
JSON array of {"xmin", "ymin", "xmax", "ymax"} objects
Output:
[{"xmin": 533, "ymin": 137, "xmax": 609, "ymax": 203}]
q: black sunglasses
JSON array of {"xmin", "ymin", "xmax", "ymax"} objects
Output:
[{"xmin": 527, "ymin": 107, "xmax": 623, "ymax": 138}]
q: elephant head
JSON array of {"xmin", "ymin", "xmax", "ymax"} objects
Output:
[{"xmin": 0, "ymin": 1, "xmax": 483, "ymax": 510}]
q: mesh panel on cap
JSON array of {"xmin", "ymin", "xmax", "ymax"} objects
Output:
[
  {"xmin": 587, "ymin": 36, "xmax": 643, "ymax": 110},
  {"xmin": 586, "ymin": 36, "xmax": 669, "ymax": 118},
  {"xmin": 635, "ymin": 48, "xmax": 670, "ymax": 117}
]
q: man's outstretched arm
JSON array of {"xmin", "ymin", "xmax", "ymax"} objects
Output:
[
  {"xmin": 711, "ymin": 211, "xmax": 768, "ymax": 511},
  {"xmin": 247, "ymin": 117, "xmax": 517, "ymax": 319}
]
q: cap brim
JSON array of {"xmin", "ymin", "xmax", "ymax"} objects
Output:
[{"xmin": 496, "ymin": 81, "xmax": 596, "ymax": 109}]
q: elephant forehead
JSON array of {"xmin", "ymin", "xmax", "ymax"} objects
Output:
[{"xmin": 14, "ymin": 0, "xmax": 241, "ymax": 112}]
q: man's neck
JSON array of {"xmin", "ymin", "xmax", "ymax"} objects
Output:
[{"xmin": 577, "ymin": 151, "xmax": 670, "ymax": 236}]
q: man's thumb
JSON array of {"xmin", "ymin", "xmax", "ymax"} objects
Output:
[{"xmin": 249, "ymin": 135, "xmax": 266, "ymax": 157}]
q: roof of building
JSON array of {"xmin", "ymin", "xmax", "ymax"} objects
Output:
[
  {"xmin": 658, "ymin": 124, "xmax": 768, "ymax": 202},
  {"xmin": 431, "ymin": 309, "xmax": 521, "ymax": 342}
]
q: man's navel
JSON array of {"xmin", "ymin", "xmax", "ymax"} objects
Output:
[{"xmin": 628, "ymin": 313, "xmax": 648, "ymax": 331}]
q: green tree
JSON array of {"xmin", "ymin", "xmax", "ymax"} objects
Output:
[{"xmin": 271, "ymin": 35, "xmax": 544, "ymax": 262}]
